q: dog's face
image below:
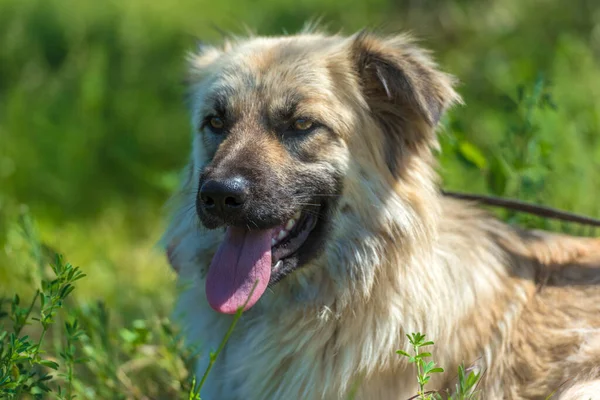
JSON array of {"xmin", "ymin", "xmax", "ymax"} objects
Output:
[{"xmin": 181, "ymin": 31, "xmax": 459, "ymax": 314}]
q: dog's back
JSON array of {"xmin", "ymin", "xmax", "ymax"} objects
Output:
[{"xmin": 436, "ymin": 198, "xmax": 600, "ymax": 399}]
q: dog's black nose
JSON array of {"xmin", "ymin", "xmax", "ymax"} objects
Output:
[{"xmin": 199, "ymin": 176, "xmax": 249, "ymax": 218}]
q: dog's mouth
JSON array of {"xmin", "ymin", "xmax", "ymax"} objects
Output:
[
  {"xmin": 270, "ymin": 208, "xmax": 318, "ymax": 273},
  {"xmin": 205, "ymin": 205, "xmax": 325, "ymax": 315}
]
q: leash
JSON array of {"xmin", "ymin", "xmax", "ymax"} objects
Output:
[{"xmin": 442, "ymin": 190, "xmax": 600, "ymax": 228}]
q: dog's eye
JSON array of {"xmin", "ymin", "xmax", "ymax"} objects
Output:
[
  {"xmin": 293, "ymin": 119, "xmax": 313, "ymax": 131},
  {"xmin": 208, "ymin": 117, "xmax": 224, "ymax": 131}
]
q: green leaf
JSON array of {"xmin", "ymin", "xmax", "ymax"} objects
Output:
[
  {"xmin": 467, "ymin": 371, "xmax": 481, "ymax": 386},
  {"xmin": 38, "ymin": 360, "xmax": 59, "ymax": 370},
  {"xmin": 38, "ymin": 374, "xmax": 53, "ymax": 382},
  {"xmin": 408, "ymin": 332, "xmax": 426, "ymax": 346},
  {"xmin": 119, "ymin": 329, "xmax": 138, "ymax": 344},
  {"xmin": 396, "ymin": 350, "xmax": 411, "ymax": 358},
  {"xmin": 487, "ymin": 155, "xmax": 511, "ymax": 196},
  {"xmin": 60, "ymin": 284, "xmax": 74, "ymax": 299},
  {"xmin": 458, "ymin": 364, "xmax": 465, "ymax": 383},
  {"xmin": 422, "ymin": 361, "xmax": 435, "ymax": 374},
  {"xmin": 457, "ymin": 140, "xmax": 488, "ymax": 170}
]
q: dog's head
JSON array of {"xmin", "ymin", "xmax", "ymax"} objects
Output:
[{"xmin": 170, "ymin": 30, "xmax": 460, "ymax": 314}]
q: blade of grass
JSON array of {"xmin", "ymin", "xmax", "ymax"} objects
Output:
[{"xmin": 196, "ymin": 280, "xmax": 259, "ymax": 393}]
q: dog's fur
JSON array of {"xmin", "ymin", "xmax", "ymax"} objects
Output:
[{"xmin": 163, "ymin": 29, "xmax": 600, "ymax": 399}]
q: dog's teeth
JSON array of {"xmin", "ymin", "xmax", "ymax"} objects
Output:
[
  {"xmin": 285, "ymin": 219, "xmax": 296, "ymax": 230},
  {"xmin": 277, "ymin": 230, "xmax": 287, "ymax": 240},
  {"xmin": 271, "ymin": 238, "xmax": 276, "ymax": 246},
  {"xmin": 293, "ymin": 210, "xmax": 302, "ymax": 220},
  {"xmin": 274, "ymin": 260, "xmax": 283, "ymax": 270}
]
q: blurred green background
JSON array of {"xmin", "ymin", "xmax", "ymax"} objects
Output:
[{"xmin": 0, "ymin": 0, "xmax": 599, "ymax": 396}]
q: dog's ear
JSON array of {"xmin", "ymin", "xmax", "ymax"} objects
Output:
[
  {"xmin": 186, "ymin": 41, "xmax": 225, "ymax": 81},
  {"xmin": 350, "ymin": 32, "xmax": 461, "ymax": 174},
  {"xmin": 351, "ymin": 31, "xmax": 461, "ymax": 127},
  {"xmin": 184, "ymin": 40, "xmax": 235, "ymax": 105}
]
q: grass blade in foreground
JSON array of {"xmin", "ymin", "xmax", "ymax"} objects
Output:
[{"xmin": 189, "ymin": 280, "xmax": 259, "ymax": 399}]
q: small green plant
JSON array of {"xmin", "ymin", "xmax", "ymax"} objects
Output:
[
  {"xmin": 57, "ymin": 319, "xmax": 87, "ymax": 399},
  {"xmin": 397, "ymin": 333, "xmax": 445, "ymax": 400},
  {"xmin": 187, "ymin": 376, "xmax": 201, "ymax": 400},
  {"xmin": 398, "ymin": 333, "xmax": 483, "ymax": 400},
  {"xmin": 0, "ymin": 254, "xmax": 86, "ymax": 399},
  {"xmin": 448, "ymin": 363, "xmax": 482, "ymax": 400}
]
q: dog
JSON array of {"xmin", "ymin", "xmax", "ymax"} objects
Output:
[{"xmin": 163, "ymin": 28, "xmax": 600, "ymax": 399}]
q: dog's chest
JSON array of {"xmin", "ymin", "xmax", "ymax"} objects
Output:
[
  {"xmin": 196, "ymin": 316, "xmax": 342, "ymax": 399},
  {"xmin": 190, "ymin": 308, "xmax": 419, "ymax": 400}
]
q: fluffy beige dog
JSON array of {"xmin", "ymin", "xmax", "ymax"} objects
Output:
[{"xmin": 163, "ymin": 29, "xmax": 600, "ymax": 399}]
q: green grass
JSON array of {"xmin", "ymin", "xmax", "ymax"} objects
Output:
[
  {"xmin": 1, "ymin": 0, "xmax": 599, "ymax": 398},
  {"xmin": 1, "ymin": 214, "xmax": 198, "ymax": 399}
]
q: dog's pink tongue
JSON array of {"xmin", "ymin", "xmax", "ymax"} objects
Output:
[{"xmin": 205, "ymin": 227, "xmax": 272, "ymax": 314}]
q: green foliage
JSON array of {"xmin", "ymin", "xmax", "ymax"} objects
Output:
[
  {"xmin": 397, "ymin": 333, "xmax": 445, "ymax": 400},
  {"xmin": 483, "ymin": 75, "xmax": 557, "ymax": 202},
  {"xmin": 449, "ymin": 364, "xmax": 482, "ymax": 400},
  {"xmin": 0, "ymin": 216, "xmax": 256, "ymax": 399},
  {"xmin": 0, "ymin": 214, "xmax": 259, "ymax": 399},
  {"xmin": 0, "ymin": 254, "xmax": 85, "ymax": 399},
  {"xmin": 1, "ymin": 216, "xmax": 199, "ymax": 399},
  {"xmin": 443, "ymin": 75, "xmax": 571, "ymax": 230},
  {"xmin": 398, "ymin": 333, "xmax": 483, "ymax": 400}
]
